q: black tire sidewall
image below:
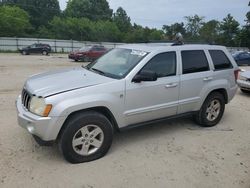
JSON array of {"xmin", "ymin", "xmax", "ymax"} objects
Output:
[
  {"xmin": 60, "ymin": 112, "xmax": 113, "ymax": 163},
  {"xmin": 198, "ymin": 92, "xmax": 225, "ymax": 127}
]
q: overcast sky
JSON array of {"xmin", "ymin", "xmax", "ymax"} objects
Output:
[{"xmin": 59, "ymin": 0, "xmax": 249, "ymax": 28}]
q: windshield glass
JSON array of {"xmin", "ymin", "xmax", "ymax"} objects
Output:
[{"xmin": 86, "ymin": 48, "xmax": 148, "ymax": 79}]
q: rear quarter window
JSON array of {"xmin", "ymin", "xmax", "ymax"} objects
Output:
[
  {"xmin": 181, "ymin": 50, "xmax": 209, "ymax": 74},
  {"xmin": 209, "ymin": 50, "xmax": 233, "ymax": 70}
]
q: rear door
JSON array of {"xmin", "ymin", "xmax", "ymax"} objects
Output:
[{"xmin": 178, "ymin": 50, "xmax": 213, "ymax": 113}]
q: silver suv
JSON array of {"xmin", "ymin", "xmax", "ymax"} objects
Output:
[{"xmin": 16, "ymin": 44, "xmax": 239, "ymax": 163}]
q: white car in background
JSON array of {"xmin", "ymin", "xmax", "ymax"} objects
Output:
[{"xmin": 237, "ymin": 70, "xmax": 250, "ymax": 93}]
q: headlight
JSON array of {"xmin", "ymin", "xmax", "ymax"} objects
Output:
[
  {"xmin": 239, "ymin": 75, "xmax": 247, "ymax": 81},
  {"xmin": 29, "ymin": 96, "xmax": 52, "ymax": 117}
]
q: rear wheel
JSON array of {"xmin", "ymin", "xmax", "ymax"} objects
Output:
[
  {"xmin": 42, "ymin": 50, "xmax": 48, "ymax": 55},
  {"xmin": 194, "ymin": 92, "xmax": 225, "ymax": 127},
  {"xmin": 59, "ymin": 111, "xmax": 113, "ymax": 163},
  {"xmin": 22, "ymin": 51, "xmax": 27, "ymax": 55}
]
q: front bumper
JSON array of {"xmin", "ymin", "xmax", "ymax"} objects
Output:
[
  {"xmin": 16, "ymin": 95, "xmax": 64, "ymax": 141},
  {"xmin": 237, "ymin": 79, "xmax": 250, "ymax": 91}
]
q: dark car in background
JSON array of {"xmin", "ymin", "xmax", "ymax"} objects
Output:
[
  {"xmin": 19, "ymin": 43, "xmax": 51, "ymax": 55},
  {"xmin": 232, "ymin": 51, "xmax": 250, "ymax": 66},
  {"xmin": 68, "ymin": 45, "xmax": 108, "ymax": 62}
]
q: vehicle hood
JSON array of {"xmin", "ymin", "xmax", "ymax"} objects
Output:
[
  {"xmin": 24, "ymin": 67, "xmax": 114, "ymax": 97},
  {"xmin": 241, "ymin": 71, "xmax": 250, "ymax": 78}
]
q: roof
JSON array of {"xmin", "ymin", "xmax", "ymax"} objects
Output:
[{"xmin": 118, "ymin": 43, "xmax": 226, "ymax": 53}]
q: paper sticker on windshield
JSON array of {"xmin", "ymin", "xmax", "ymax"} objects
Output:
[{"xmin": 131, "ymin": 50, "xmax": 147, "ymax": 57}]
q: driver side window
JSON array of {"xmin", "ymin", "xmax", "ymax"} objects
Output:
[{"xmin": 141, "ymin": 52, "xmax": 176, "ymax": 78}]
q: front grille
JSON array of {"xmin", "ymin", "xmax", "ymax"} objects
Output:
[{"xmin": 21, "ymin": 89, "xmax": 31, "ymax": 110}]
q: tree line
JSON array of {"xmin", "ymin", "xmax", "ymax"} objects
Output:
[{"xmin": 0, "ymin": 0, "xmax": 249, "ymax": 48}]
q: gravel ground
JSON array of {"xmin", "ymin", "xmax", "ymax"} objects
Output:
[{"xmin": 0, "ymin": 53, "xmax": 250, "ymax": 188}]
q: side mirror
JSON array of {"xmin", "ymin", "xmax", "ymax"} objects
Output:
[{"xmin": 132, "ymin": 70, "xmax": 157, "ymax": 83}]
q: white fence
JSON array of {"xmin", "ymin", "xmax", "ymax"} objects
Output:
[
  {"xmin": 0, "ymin": 37, "xmax": 248, "ymax": 53},
  {"xmin": 0, "ymin": 37, "xmax": 124, "ymax": 52}
]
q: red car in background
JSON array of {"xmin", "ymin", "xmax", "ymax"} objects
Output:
[{"xmin": 68, "ymin": 45, "xmax": 108, "ymax": 62}]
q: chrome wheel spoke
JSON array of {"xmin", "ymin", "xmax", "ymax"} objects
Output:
[
  {"xmin": 213, "ymin": 103, "xmax": 220, "ymax": 110},
  {"xmin": 90, "ymin": 127, "xmax": 102, "ymax": 138},
  {"xmin": 212, "ymin": 111, "xmax": 218, "ymax": 117},
  {"xmin": 79, "ymin": 145, "xmax": 90, "ymax": 156},
  {"xmin": 90, "ymin": 138, "xmax": 102, "ymax": 148},
  {"xmin": 80, "ymin": 126, "xmax": 90, "ymax": 136},
  {"xmin": 72, "ymin": 137, "xmax": 83, "ymax": 147},
  {"xmin": 207, "ymin": 112, "xmax": 212, "ymax": 121}
]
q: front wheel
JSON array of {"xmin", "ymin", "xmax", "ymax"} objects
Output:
[
  {"xmin": 194, "ymin": 92, "xmax": 225, "ymax": 127},
  {"xmin": 59, "ymin": 111, "xmax": 113, "ymax": 163}
]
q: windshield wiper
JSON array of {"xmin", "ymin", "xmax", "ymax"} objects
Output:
[{"xmin": 90, "ymin": 68, "xmax": 106, "ymax": 75}]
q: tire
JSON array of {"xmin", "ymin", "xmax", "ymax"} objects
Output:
[
  {"xmin": 22, "ymin": 51, "xmax": 27, "ymax": 55},
  {"xmin": 194, "ymin": 92, "xmax": 225, "ymax": 127},
  {"xmin": 59, "ymin": 111, "xmax": 113, "ymax": 163},
  {"xmin": 241, "ymin": 89, "xmax": 250, "ymax": 94},
  {"xmin": 74, "ymin": 59, "xmax": 78, "ymax": 62},
  {"xmin": 42, "ymin": 50, "xmax": 48, "ymax": 55}
]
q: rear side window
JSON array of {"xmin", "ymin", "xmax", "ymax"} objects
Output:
[
  {"xmin": 142, "ymin": 52, "xmax": 176, "ymax": 77},
  {"xmin": 181, "ymin": 50, "xmax": 209, "ymax": 74},
  {"xmin": 209, "ymin": 50, "xmax": 233, "ymax": 70}
]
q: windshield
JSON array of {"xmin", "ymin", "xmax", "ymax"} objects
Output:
[{"xmin": 86, "ymin": 48, "xmax": 148, "ymax": 79}]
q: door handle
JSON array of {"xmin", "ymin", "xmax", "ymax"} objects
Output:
[
  {"xmin": 203, "ymin": 77, "xmax": 213, "ymax": 81},
  {"xmin": 165, "ymin": 83, "xmax": 178, "ymax": 88}
]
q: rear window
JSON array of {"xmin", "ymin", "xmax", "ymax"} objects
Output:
[
  {"xmin": 209, "ymin": 50, "xmax": 233, "ymax": 70},
  {"xmin": 181, "ymin": 50, "xmax": 209, "ymax": 74}
]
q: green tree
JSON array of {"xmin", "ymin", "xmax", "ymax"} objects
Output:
[
  {"xmin": 50, "ymin": 17, "xmax": 94, "ymax": 40},
  {"xmin": 0, "ymin": 0, "xmax": 60, "ymax": 28},
  {"xmin": 200, "ymin": 20, "xmax": 220, "ymax": 44},
  {"xmin": 0, "ymin": 5, "xmax": 31, "ymax": 36},
  {"xmin": 64, "ymin": 0, "xmax": 112, "ymax": 21},
  {"xmin": 162, "ymin": 22, "xmax": 186, "ymax": 40},
  {"xmin": 92, "ymin": 20, "xmax": 121, "ymax": 42},
  {"xmin": 113, "ymin": 7, "xmax": 131, "ymax": 33},
  {"xmin": 236, "ymin": 7, "xmax": 250, "ymax": 48},
  {"xmin": 49, "ymin": 16, "xmax": 121, "ymax": 42},
  {"xmin": 219, "ymin": 14, "xmax": 240, "ymax": 46},
  {"xmin": 185, "ymin": 15, "xmax": 204, "ymax": 39},
  {"xmin": 124, "ymin": 24, "xmax": 163, "ymax": 43}
]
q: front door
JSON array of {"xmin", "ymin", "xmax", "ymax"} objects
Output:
[{"xmin": 124, "ymin": 51, "xmax": 180, "ymax": 125}]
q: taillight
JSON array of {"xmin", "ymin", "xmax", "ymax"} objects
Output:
[{"xmin": 234, "ymin": 69, "xmax": 240, "ymax": 81}]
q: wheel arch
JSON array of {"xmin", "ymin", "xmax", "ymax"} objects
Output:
[
  {"xmin": 56, "ymin": 106, "xmax": 119, "ymax": 141},
  {"xmin": 207, "ymin": 88, "xmax": 228, "ymax": 104}
]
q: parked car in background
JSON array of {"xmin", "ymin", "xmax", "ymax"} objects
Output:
[
  {"xmin": 232, "ymin": 51, "xmax": 250, "ymax": 66},
  {"xmin": 68, "ymin": 45, "xmax": 108, "ymax": 62},
  {"xmin": 237, "ymin": 70, "xmax": 250, "ymax": 93},
  {"xmin": 19, "ymin": 43, "xmax": 51, "ymax": 55},
  {"xmin": 16, "ymin": 44, "xmax": 239, "ymax": 163}
]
